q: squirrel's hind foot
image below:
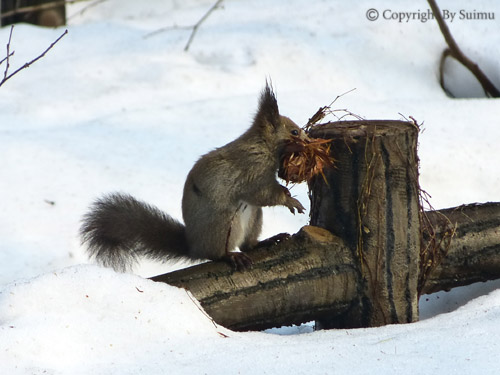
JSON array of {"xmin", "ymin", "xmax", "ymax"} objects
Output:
[{"xmin": 223, "ymin": 252, "xmax": 253, "ymax": 271}]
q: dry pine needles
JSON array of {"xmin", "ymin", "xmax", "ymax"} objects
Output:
[{"xmin": 279, "ymin": 136, "xmax": 334, "ymax": 184}]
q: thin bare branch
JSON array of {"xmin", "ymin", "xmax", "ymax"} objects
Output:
[
  {"xmin": 2, "ymin": 26, "xmax": 14, "ymax": 82},
  {"xmin": 438, "ymin": 48, "xmax": 454, "ymax": 98},
  {"xmin": 428, "ymin": 0, "xmax": 500, "ymax": 97},
  {"xmin": 0, "ymin": 28, "xmax": 68, "ymax": 88},
  {"xmin": 304, "ymin": 88, "xmax": 360, "ymax": 130},
  {"xmin": 144, "ymin": 0, "xmax": 224, "ymax": 52},
  {"xmin": 184, "ymin": 0, "xmax": 224, "ymax": 51},
  {"xmin": 143, "ymin": 25, "xmax": 193, "ymax": 39},
  {"xmin": 0, "ymin": 51, "xmax": 14, "ymax": 66}
]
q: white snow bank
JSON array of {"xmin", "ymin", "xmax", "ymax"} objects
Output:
[{"xmin": 1, "ymin": 265, "xmax": 499, "ymax": 374}]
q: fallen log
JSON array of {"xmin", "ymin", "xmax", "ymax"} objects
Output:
[
  {"xmin": 152, "ymin": 226, "xmax": 358, "ymax": 331},
  {"xmin": 421, "ymin": 202, "xmax": 500, "ymax": 294}
]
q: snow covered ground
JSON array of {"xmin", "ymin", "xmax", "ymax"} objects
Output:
[{"xmin": 1, "ymin": 0, "xmax": 499, "ymax": 373}]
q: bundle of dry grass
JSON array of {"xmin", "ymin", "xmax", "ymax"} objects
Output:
[
  {"xmin": 278, "ymin": 93, "xmax": 362, "ymax": 185},
  {"xmin": 279, "ymin": 136, "xmax": 334, "ymax": 184}
]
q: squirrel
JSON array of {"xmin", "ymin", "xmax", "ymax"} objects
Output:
[{"xmin": 81, "ymin": 82, "xmax": 307, "ymax": 271}]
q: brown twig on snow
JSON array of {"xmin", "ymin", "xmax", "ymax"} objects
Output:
[
  {"xmin": 0, "ymin": 27, "xmax": 68, "ymax": 88},
  {"xmin": 144, "ymin": 0, "xmax": 224, "ymax": 52},
  {"xmin": 428, "ymin": 0, "xmax": 500, "ymax": 98}
]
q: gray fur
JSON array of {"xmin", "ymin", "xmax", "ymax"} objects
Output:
[{"xmin": 80, "ymin": 83, "xmax": 306, "ymax": 271}]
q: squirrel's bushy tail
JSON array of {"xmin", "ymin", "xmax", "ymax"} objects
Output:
[{"xmin": 80, "ymin": 193, "xmax": 189, "ymax": 272}]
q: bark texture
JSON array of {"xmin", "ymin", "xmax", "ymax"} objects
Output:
[
  {"xmin": 152, "ymin": 226, "xmax": 358, "ymax": 331},
  {"xmin": 422, "ymin": 202, "xmax": 500, "ymax": 294},
  {"xmin": 308, "ymin": 121, "xmax": 420, "ymax": 328}
]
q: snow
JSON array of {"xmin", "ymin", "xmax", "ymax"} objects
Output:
[{"xmin": 1, "ymin": 0, "xmax": 499, "ymax": 373}]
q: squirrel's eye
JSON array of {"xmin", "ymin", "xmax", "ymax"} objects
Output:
[{"xmin": 291, "ymin": 129, "xmax": 299, "ymax": 136}]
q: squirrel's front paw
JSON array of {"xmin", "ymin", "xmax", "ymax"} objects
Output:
[
  {"xmin": 285, "ymin": 197, "xmax": 306, "ymax": 215},
  {"xmin": 281, "ymin": 186, "xmax": 305, "ymax": 214}
]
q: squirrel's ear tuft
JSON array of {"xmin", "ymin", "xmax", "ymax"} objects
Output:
[{"xmin": 254, "ymin": 81, "xmax": 280, "ymax": 129}]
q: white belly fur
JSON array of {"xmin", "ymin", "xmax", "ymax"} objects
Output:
[{"xmin": 232, "ymin": 201, "xmax": 256, "ymax": 249}]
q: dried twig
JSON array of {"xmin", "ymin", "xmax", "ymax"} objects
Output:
[
  {"xmin": 184, "ymin": 289, "xmax": 221, "ymax": 330},
  {"xmin": 304, "ymin": 88, "xmax": 360, "ymax": 131},
  {"xmin": 144, "ymin": 0, "xmax": 224, "ymax": 52},
  {"xmin": 417, "ymin": 189, "xmax": 456, "ymax": 297},
  {"xmin": 400, "ymin": 116, "xmax": 456, "ymax": 296},
  {"xmin": 428, "ymin": 0, "xmax": 500, "ymax": 97},
  {"xmin": 0, "ymin": 27, "xmax": 68, "ymax": 88}
]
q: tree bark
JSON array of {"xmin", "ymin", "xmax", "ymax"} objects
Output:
[
  {"xmin": 308, "ymin": 121, "xmax": 420, "ymax": 328},
  {"xmin": 152, "ymin": 226, "xmax": 359, "ymax": 331},
  {"xmin": 421, "ymin": 202, "xmax": 500, "ymax": 294}
]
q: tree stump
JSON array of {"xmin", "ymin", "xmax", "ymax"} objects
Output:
[{"xmin": 308, "ymin": 120, "xmax": 421, "ymax": 328}]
